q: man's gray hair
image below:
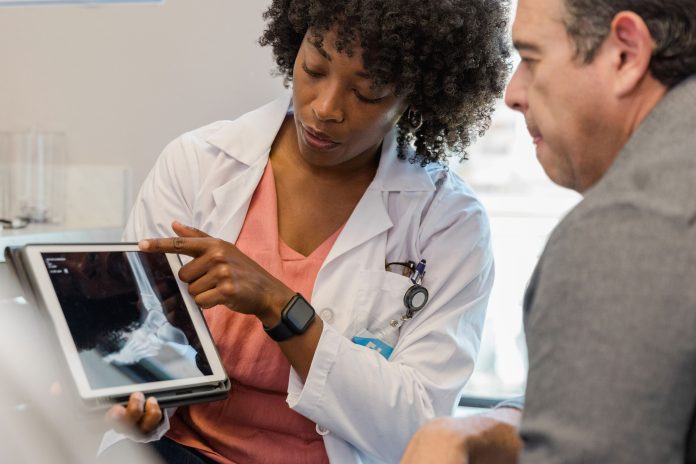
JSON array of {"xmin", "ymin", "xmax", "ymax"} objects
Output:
[{"xmin": 563, "ymin": 0, "xmax": 696, "ymax": 87}]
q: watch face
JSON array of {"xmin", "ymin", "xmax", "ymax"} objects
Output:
[{"xmin": 285, "ymin": 296, "xmax": 315, "ymax": 333}]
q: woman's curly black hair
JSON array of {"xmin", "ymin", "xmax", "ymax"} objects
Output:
[{"xmin": 259, "ymin": 0, "xmax": 511, "ymax": 166}]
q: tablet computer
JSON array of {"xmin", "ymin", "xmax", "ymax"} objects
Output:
[{"xmin": 9, "ymin": 243, "xmax": 229, "ymax": 410}]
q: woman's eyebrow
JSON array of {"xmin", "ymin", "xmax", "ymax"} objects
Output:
[
  {"xmin": 310, "ymin": 40, "xmax": 332, "ymax": 61},
  {"xmin": 306, "ymin": 37, "xmax": 372, "ymax": 80}
]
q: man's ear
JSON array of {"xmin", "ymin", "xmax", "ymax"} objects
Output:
[{"xmin": 605, "ymin": 11, "xmax": 655, "ymax": 98}]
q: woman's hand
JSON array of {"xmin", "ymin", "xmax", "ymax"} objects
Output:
[
  {"xmin": 139, "ymin": 221, "xmax": 295, "ymax": 327},
  {"xmin": 105, "ymin": 392, "xmax": 163, "ymax": 436}
]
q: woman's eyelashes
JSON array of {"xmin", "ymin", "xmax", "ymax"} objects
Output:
[
  {"xmin": 302, "ymin": 61, "xmax": 386, "ymax": 104},
  {"xmin": 302, "ymin": 61, "xmax": 323, "ymax": 78},
  {"xmin": 354, "ymin": 90, "xmax": 384, "ymax": 104}
]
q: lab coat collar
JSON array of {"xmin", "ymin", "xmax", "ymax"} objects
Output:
[
  {"xmin": 371, "ymin": 131, "xmax": 436, "ymax": 193},
  {"xmin": 205, "ymin": 93, "xmax": 292, "ymax": 167},
  {"xmin": 205, "ymin": 91, "xmax": 436, "ymax": 193}
]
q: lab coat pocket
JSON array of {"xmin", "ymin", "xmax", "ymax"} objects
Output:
[{"xmin": 351, "ymin": 270, "xmax": 412, "ymax": 345}]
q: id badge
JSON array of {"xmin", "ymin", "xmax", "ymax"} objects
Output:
[{"xmin": 352, "ymin": 328, "xmax": 394, "ymax": 359}]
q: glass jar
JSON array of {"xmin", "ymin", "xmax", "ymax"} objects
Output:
[{"xmin": 8, "ymin": 131, "xmax": 67, "ymax": 224}]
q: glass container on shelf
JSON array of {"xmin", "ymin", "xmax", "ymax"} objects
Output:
[{"xmin": 7, "ymin": 131, "xmax": 67, "ymax": 226}]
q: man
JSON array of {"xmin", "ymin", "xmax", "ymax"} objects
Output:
[{"xmin": 402, "ymin": 0, "xmax": 696, "ymax": 462}]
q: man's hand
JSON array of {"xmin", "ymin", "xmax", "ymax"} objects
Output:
[{"xmin": 401, "ymin": 408, "xmax": 522, "ymax": 464}]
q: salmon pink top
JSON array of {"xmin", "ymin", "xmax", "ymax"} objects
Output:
[{"xmin": 166, "ymin": 160, "xmax": 338, "ymax": 464}]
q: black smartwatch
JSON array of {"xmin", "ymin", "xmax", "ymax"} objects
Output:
[{"xmin": 264, "ymin": 293, "xmax": 316, "ymax": 342}]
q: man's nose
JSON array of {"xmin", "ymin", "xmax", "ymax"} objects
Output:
[{"xmin": 504, "ymin": 65, "xmax": 527, "ymax": 113}]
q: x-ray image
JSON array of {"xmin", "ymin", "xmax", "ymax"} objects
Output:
[{"xmin": 43, "ymin": 251, "xmax": 212, "ymax": 389}]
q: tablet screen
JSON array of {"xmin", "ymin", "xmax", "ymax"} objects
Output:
[{"xmin": 41, "ymin": 251, "xmax": 213, "ymax": 389}]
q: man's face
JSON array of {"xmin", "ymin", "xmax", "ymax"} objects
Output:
[{"xmin": 505, "ymin": 0, "xmax": 617, "ymax": 192}]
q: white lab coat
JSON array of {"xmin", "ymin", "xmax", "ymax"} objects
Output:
[{"xmin": 122, "ymin": 94, "xmax": 494, "ymax": 463}]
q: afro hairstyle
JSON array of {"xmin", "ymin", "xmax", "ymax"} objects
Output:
[{"xmin": 259, "ymin": 0, "xmax": 511, "ymax": 166}]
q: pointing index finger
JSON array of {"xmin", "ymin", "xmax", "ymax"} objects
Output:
[{"xmin": 139, "ymin": 237, "xmax": 208, "ymax": 257}]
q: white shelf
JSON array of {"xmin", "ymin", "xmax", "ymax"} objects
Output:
[{"xmin": 0, "ymin": 224, "xmax": 122, "ymax": 262}]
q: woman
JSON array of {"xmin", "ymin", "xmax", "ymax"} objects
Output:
[{"xmin": 106, "ymin": 0, "xmax": 510, "ymax": 462}]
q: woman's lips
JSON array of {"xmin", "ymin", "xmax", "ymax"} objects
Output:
[{"xmin": 302, "ymin": 125, "xmax": 340, "ymax": 151}]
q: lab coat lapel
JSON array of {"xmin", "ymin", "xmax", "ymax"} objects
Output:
[
  {"xmin": 323, "ymin": 187, "xmax": 393, "ymax": 267},
  {"xmin": 208, "ymin": 161, "xmax": 265, "ymax": 242},
  {"xmin": 205, "ymin": 94, "xmax": 291, "ymax": 241},
  {"xmin": 322, "ymin": 131, "xmax": 434, "ymax": 267}
]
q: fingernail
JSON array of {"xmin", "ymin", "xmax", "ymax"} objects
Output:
[
  {"xmin": 139, "ymin": 240, "xmax": 150, "ymax": 250},
  {"xmin": 134, "ymin": 392, "xmax": 145, "ymax": 402},
  {"xmin": 146, "ymin": 396, "xmax": 158, "ymax": 405}
]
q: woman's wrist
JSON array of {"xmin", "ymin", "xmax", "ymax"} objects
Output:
[{"xmin": 258, "ymin": 286, "xmax": 296, "ymax": 328}]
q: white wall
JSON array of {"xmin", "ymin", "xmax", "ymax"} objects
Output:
[{"xmin": 0, "ymin": 0, "xmax": 286, "ymax": 215}]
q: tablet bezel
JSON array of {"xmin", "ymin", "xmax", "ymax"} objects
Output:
[{"xmin": 22, "ymin": 243, "xmax": 227, "ymax": 401}]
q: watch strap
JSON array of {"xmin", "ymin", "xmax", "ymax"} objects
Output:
[
  {"xmin": 264, "ymin": 318, "xmax": 295, "ymax": 342},
  {"xmin": 264, "ymin": 293, "xmax": 312, "ymax": 342}
]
